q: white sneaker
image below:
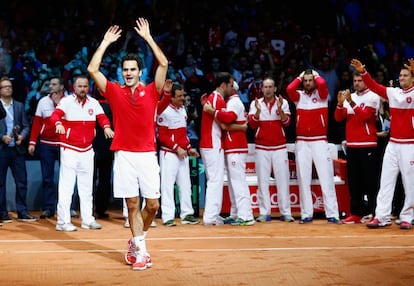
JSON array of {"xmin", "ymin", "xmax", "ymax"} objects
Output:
[
  {"xmin": 150, "ymin": 220, "xmax": 157, "ymax": 227},
  {"xmin": 81, "ymin": 221, "xmax": 102, "ymax": 230},
  {"xmin": 361, "ymin": 214, "xmax": 373, "ymax": 223},
  {"xmin": 124, "ymin": 218, "xmax": 130, "ymax": 228},
  {"xmin": 56, "ymin": 223, "xmax": 77, "ymax": 232},
  {"xmin": 203, "ymin": 216, "xmax": 224, "ymax": 226}
]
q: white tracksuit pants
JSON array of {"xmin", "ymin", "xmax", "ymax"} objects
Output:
[
  {"xmin": 160, "ymin": 151, "xmax": 195, "ymax": 222},
  {"xmin": 377, "ymin": 142, "xmax": 414, "ymax": 223},
  {"xmin": 255, "ymin": 148, "xmax": 292, "ymax": 217},
  {"xmin": 57, "ymin": 148, "xmax": 95, "ymax": 225},
  {"xmin": 200, "ymin": 147, "xmax": 224, "ymax": 223},
  {"xmin": 226, "ymin": 153, "xmax": 254, "ymax": 221},
  {"xmin": 295, "ymin": 140, "xmax": 339, "ymax": 219}
]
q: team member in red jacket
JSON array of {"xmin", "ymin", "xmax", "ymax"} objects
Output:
[
  {"xmin": 248, "ymin": 78, "xmax": 293, "ymax": 223},
  {"xmin": 334, "ymin": 72, "xmax": 380, "ymax": 224},
  {"xmin": 352, "ymin": 58, "xmax": 414, "ymax": 230},
  {"xmin": 28, "ymin": 77, "xmax": 66, "ymax": 219},
  {"xmin": 157, "ymin": 82, "xmax": 200, "ymax": 226},
  {"xmin": 286, "ymin": 69, "xmax": 340, "ymax": 224},
  {"xmin": 204, "ymin": 81, "xmax": 254, "ymax": 226},
  {"xmin": 200, "ymin": 72, "xmax": 234, "ymax": 226},
  {"xmin": 51, "ymin": 75, "xmax": 113, "ymax": 232}
]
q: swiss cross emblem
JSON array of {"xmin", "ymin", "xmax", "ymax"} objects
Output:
[{"xmin": 88, "ymin": 109, "xmax": 94, "ymax": 115}]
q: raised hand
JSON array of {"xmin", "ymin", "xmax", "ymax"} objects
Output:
[
  {"xmin": 134, "ymin": 18, "xmax": 151, "ymax": 40},
  {"xmin": 312, "ymin": 70, "xmax": 320, "ymax": 77},
  {"xmin": 277, "ymin": 95, "xmax": 284, "ymax": 109},
  {"xmin": 350, "ymin": 59, "xmax": 365, "ymax": 73},
  {"xmin": 343, "ymin": 89, "xmax": 352, "ymax": 102},
  {"xmin": 163, "ymin": 79, "xmax": 173, "ymax": 93},
  {"xmin": 103, "ymin": 25, "xmax": 122, "ymax": 44},
  {"xmin": 403, "ymin": 58, "xmax": 414, "ymax": 74},
  {"xmin": 337, "ymin": 90, "xmax": 346, "ymax": 106}
]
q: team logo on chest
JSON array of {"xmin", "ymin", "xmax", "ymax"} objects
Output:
[
  {"xmin": 407, "ymin": 97, "xmax": 412, "ymax": 104},
  {"xmin": 312, "ymin": 98, "xmax": 317, "ymax": 103},
  {"xmin": 88, "ymin": 108, "xmax": 94, "ymax": 115},
  {"xmin": 139, "ymin": 91, "xmax": 145, "ymax": 97}
]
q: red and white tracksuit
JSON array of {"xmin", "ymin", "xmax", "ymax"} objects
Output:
[
  {"xmin": 157, "ymin": 104, "xmax": 195, "ymax": 223},
  {"xmin": 51, "ymin": 94, "xmax": 110, "ymax": 225},
  {"xmin": 29, "ymin": 94, "xmax": 64, "ymax": 147},
  {"xmin": 199, "ymin": 90, "xmax": 226, "ymax": 224},
  {"xmin": 360, "ymin": 71, "xmax": 414, "ymax": 223},
  {"xmin": 334, "ymin": 90, "xmax": 379, "ymax": 148},
  {"xmin": 286, "ymin": 76, "xmax": 339, "ymax": 219},
  {"xmin": 216, "ymin": 94, "xmax": 253, "ymax": 221},
  {"xmin": 334, "ymin": 89, "xmax": 380, "ymax": 217},
  {"xmin": 248, "ymin": 96, "xmax": 292, "ymax": 218}
]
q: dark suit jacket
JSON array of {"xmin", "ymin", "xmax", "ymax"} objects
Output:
[
  {"xmin": 0, "ymin": 100, "xmax": 30, "ymax": 154},
  {"xmin": 0, "ymin": 103, "xmax": 6, "ymax": 120}
]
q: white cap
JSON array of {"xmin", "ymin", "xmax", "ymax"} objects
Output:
[{"xmin": 233, "ymin": 81, "xmax": 239, "ymax": 91}]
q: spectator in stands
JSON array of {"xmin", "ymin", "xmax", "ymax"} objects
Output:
[
  {"xmin": 245, "ymin": 63, "xmax": 264, "ymax": 103},
  {"xmin": 25, "ymin": 78, "xmax": 50, "ymax": 125}
]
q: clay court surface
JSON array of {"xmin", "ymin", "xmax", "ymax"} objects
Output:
[{"xmin": 1, "ymin": 210, "xmax": 413, "ymax": 286}]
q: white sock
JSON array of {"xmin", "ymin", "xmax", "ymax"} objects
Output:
[
  {"xmin": 143, "ymin": 231, "xmax": 147, "ymax": 238},
  {"xmin": 133, "ymin": 235, "xmax": 147, "ymax": 254}
]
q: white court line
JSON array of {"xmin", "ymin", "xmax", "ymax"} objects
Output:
[
  {"xmin": 5, "ymin": 245, "xmax": 414, "ymax": 255},
  {"xmin": 0, "ymin": 234, "xmax": 414, "ymax": 243}
]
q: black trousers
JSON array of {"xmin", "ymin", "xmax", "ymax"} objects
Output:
[{"xmin": 346, "ymin": 147, "xmax": 378, "ymax": 216}]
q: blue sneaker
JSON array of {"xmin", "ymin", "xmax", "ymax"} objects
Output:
[
  {"xmin": 223, "ymin": 216, "xmax": 236, "ymax": 224},
  {"xmin": 280, "ymin": 215, "xmax": 295, "ymax": 222},
  {"xmin": 327, "ymin": 217, "xmax": 341, "ymax": 224},
  {"xmin": 299, "ymin": 217, "xmax": 313, "ymax": 224},
  {"xmin": 256, "ymin": 215, "xmax": 272, "ymax": 222}
]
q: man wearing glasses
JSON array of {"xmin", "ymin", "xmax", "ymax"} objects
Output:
[{"xmin": 0, "ymin": 76, "xmax": 37, "ymax": 223}]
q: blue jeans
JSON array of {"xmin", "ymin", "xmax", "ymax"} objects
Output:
[
  {"xmin": 39, "ymin": 144, "xmax": 59, "ymax": 213},
  {"xmin": 0, "ymin": 147, "xmax": 29, "ymax": 216}
]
